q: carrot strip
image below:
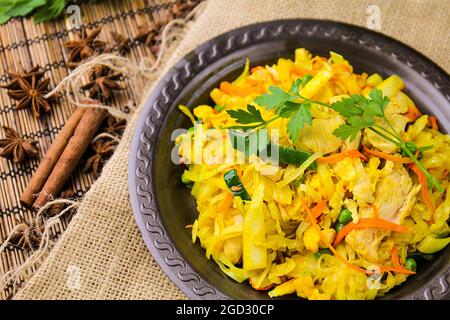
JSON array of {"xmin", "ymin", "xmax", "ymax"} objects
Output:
[
  {"xmin": 362, "ymin": 146, "xmax": 413, "ymax": 164},
  {"xmin": 317, "ymin": 149, "xmax": 368, "ymax": 164},
  {"xmin": 404, "ymin": 105, "xmax": 421, "ymax": 122},
  {"xmin": 408, "ymin": 164, "xmax": 435, "ymax": 222},
  {"xmin": 217, "ymin": 192, "xmax": 233, "ymax": 213},
  {"xmin": 219, "ymin": 81, "xmax": 265, "ymax": 97},
  {"xmin": 428, "ymin": 116, "xmax": 439, "ymax": 130},
  {"xmin": 333, "ymin": 218, "xmax": 409, "ymax": 246},
  {"xmin": 379, "ymin": 247, "xmax": 416, "ymax": 275},
  {"xmin": 302, "ymin": 202, "xmax": 366, "ymax": 274},
  {"xmin": 379, "ymin": 266, "xmax": 416, "ymax": 275},
  {"xmin": 391, "ymin": 246, "xmax": 401, "ymax": 267},
  {"xmin": 311, "ymin": 199, "xmax": 328, "ymax": 219}
]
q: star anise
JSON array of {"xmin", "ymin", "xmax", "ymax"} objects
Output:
[
  {"xmin": 0, "ymin": 65, "xmax": 45, "ymax": 90},
  {"xmin": 80, "ymin": 65, "xmax": 125, "ymax": 100},
  {"xmin": 135, "ymin": 23, "xmax": 159, "ymax": 46},
  {"xmin": 110, "ymin": 31, "xmax": 130, "ymax": 54},
  {"xmin": 0, "ymin": 126, "xmax": 38, "ymax": 163},
  {"xmin": 46, "ymin": 189, "xmax": 77, "ymax": 217},
  {"xmin": 7, "ymin": 74, "xmax": 52, "ymax": 117},
  {"xmin": 64, "ymin": 27, "xmax": 106, "ymax": 67},
  {"xmin": 102, "ymin": 114, "xmax": 127, "ymax": 137},
  {"xmin": 84, "ymin": 139, "xmax": 117, "ymax": 179},
  {"xmin": 171, "ymin": 1, "xmax": 198, "ymax": 18}
]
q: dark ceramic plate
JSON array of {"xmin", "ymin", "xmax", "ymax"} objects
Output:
[{"xmin": 129, "ymin": 19, "xmax": 450, "ymax": 300}]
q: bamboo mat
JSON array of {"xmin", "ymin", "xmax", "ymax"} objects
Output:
[{"xmin": 0, "ymin": 0, "xmax": 201, "ymax": 300}]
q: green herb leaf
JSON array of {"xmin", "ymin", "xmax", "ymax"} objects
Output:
[
  {"xmin": 330, "ymin": 95, "xmax": 365, "ymax": 117},
  {"xmin": 4, "ymin": 0, "xmax": 46, "ymax": 17},
  {"xmin": 227, "ymin": 105, "xmax": 264, "ymax": 125},
  {"xmin": 0, "ymin": 0, "xmax": 69, "ymax": 25},
  {"xmin": 331, "ymin": 88, "xmax": 391, "ymax": 142},
  {"xmin": 287, "ymin": 102, "xmax": 312, "ymax": 142},
  {"xmin": 254, "ymin": 86, "xmax": 294, "ymax": 110},
  {"xmin": 34, "ymin": 0, "xmax": 66, "ymax": 23},
  {"xmin": 369, "ymin": 87, "xmax": 390, "ymax": 112},
  {"xmin": 289, "ymin": 74, "xmax": 313, "ymax": 94},
  {"xmin": 333, "ymin": 115, "xmax": 373, "ymax": 142}
]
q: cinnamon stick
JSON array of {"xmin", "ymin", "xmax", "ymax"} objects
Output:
[
  {"xmin": 32, "ymin": 107, "xmax": 107, "ymax": 209},
  {"xmin": 20, "ymin": 108, "xmax": 87, "ymax": 207}
]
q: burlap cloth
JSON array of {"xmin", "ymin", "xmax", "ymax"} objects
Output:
[{"xmin": 15, "ymin": 0, "xmax": 450, "ymax": 299}]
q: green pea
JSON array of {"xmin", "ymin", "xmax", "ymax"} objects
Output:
[
  {"xmin": 338, "ymin": 208, "xmax": 353, "ymax": 225},
  {"xmin": 405, "ymin": 258, "xmax": 417, "ymax": 272},
  {"xmin": 336, "ymin": 222, "xmax": 345, "ymax": 232},
  {"xmin": 181, "ymin": 172, "xmax": 191, "ymax": 184},
  {"xmin": 401, "ymin": 142, "xmax": 419, "ymax": 158},
  {"xmin": 405, "ymin": 141, "xmax": 417, "ymax": 153},
  {"xmin": 214, "ymin": 104, "xmax": 225, "ymax": 112}
]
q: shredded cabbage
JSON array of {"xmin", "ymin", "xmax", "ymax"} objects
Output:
[{"xmin": 176, "ymin": 49, "xmax": 450, "ymax": 300}]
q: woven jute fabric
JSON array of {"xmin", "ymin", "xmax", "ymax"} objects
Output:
[{"xmin": 15, "ymin": 0, "xmax": 450, "ymax": 299}]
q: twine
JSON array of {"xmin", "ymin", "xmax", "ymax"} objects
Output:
[
  {"xmin": 0, "ymin": 200, "xmax": 80, "ymax": 291},
  {"xmin": 93, "ymin": 132, "xmax": 121, "ymax": 142},
  {"xmin": 0, "ymin": 1, "xmax": 207, "ymax": 296}
]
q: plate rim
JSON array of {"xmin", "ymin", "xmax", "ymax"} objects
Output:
[{"xmin": 128, "ymin": 18, "xmax": 450, "ymax": 300}]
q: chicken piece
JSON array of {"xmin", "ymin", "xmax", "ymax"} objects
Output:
[
  {"xmin": 374, "ymin": 164, "xmax": 413, "ymax": 222},
  {"xmin": 352, "ymin": 159, "xmax": 375, "ymax": 205},
  {"xmin": 396, "ymin": 184, "xmax": 421, "ymax": 224},
  {"xmin": 365, "ymin": 114, "xmax": 409, "ymax": 153},
  {"xmin": 296, "ymin": 117, "xmax": 345, "ymax": 154},
  {"xmin": 345, "ymin": 228, "xmax": 388, "ymax": 262}
]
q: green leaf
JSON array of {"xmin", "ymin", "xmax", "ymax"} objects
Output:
[
  {"xmin": 4, "ymin": 0, "xmax": 46, "ymax": 17},
  {"xmin": 369, "ymin": 88, "xmax": 390, "ymax": 112},
  {"xmin": 274, "ymin": 100, "xmax": 300, "ymax": 118},
  {"xmin": 0, "ymin": 12, "xmax": 10, "ymax": 24},
  {"xmin": 227, "ymin": 105, "xmax": 264, "ymax": 124},
  {"xmin": 364, "ymin": 100, "xmax": 384, "ymax": 117},
  {"xmin": 287, "ymin": 103, "xmax": 312, "ymax": 142},
  {"xmin": 0, "ymin": 0, "xmax": 18, "ymax": 24},
  {"xmin": 289, "ymin": 74, "xmax": 313, "ymax": 94},
  {"xmin": 333, "ymin": 115, "xmax": 372, "ymax": 142},
  {"xmin": 34, "ymin": 0, "xmax": 66, "ymax": 23},
  {"xmin": 330, "ymin": 96, "xmax": 363, "ymax": 117},
  {"xmin": 254, "ymin": 85, "xmax": 293, "ymax": 110}
]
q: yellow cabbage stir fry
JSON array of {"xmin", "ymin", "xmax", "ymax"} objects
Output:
[{"xmin": 175, "ymin": 49, "xmax": 450, "ymax": 300}]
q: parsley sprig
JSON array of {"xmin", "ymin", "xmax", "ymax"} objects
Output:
[
  {"xmin": 227, "ymin": 75, "xmax": 443, "ymax": 193},
  {"xmin": 227, "ymin": 75, "xmax": 322, "ymax": 142}
]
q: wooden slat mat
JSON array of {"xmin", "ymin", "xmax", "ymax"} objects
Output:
[{"xmin": 0, "ymin": 0, "xmax": 200, "ymax": 300}]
